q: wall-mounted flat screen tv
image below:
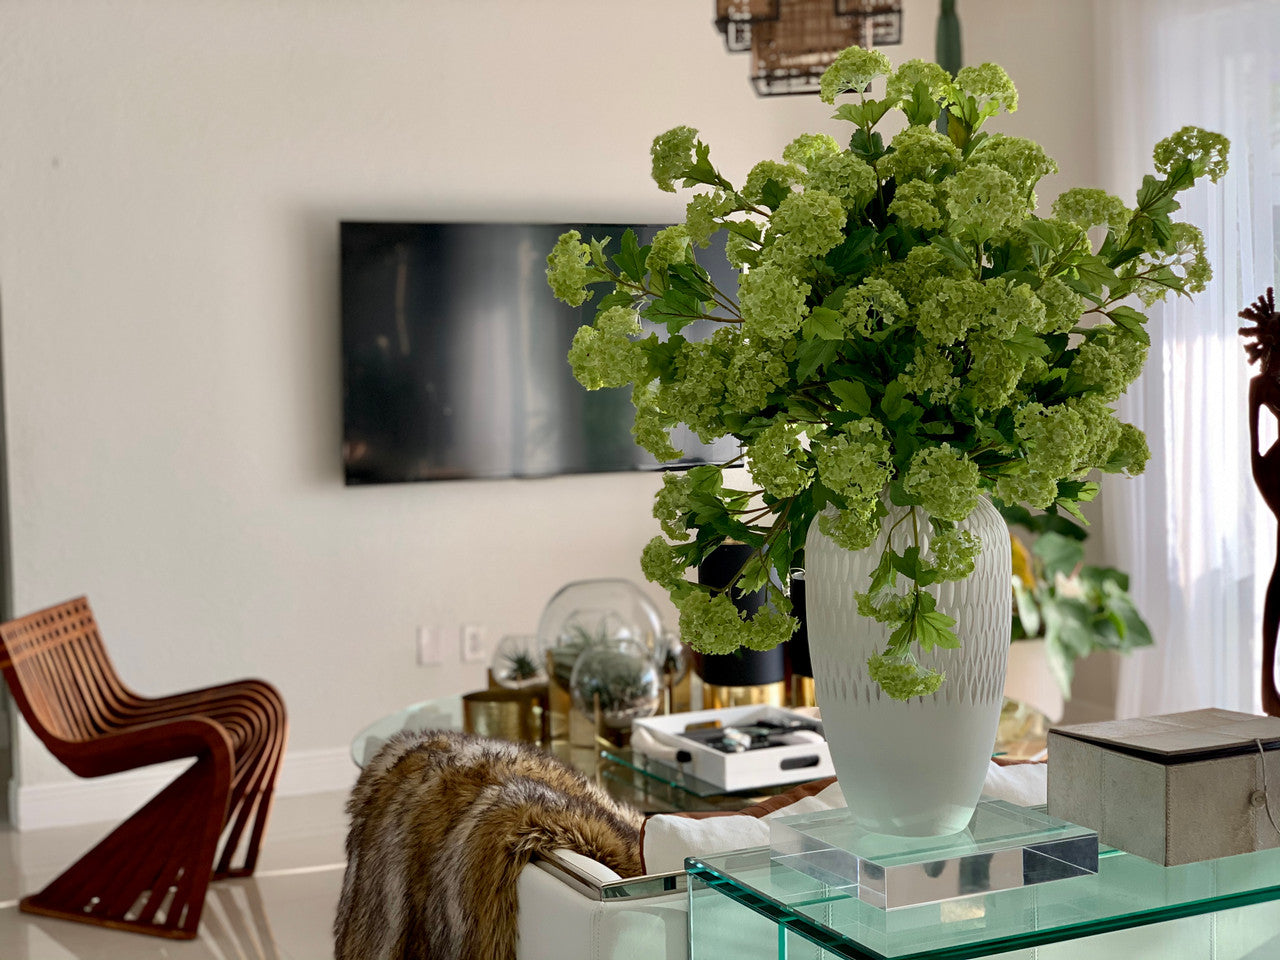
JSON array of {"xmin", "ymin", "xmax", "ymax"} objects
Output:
[{"xmin": 341, "ymin": 221, "xmax": 742, "ymax": 485}]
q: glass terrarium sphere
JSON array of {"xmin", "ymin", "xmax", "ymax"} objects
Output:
[
  {"xmin": 537, "ymin": 579, "xmax": 667, "ymax": 691},
  {"xmin": 568, "ymin": 636, "xmax": 661, "ymax": 728},
  {"xmin": 489, "ymin": 634, "xmax": 548, "ymax": 690}
]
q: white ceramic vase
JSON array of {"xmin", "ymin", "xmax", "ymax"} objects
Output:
[{"xmin": 804, "ymin": 496, "xmax": 1011, "ymax": 836}]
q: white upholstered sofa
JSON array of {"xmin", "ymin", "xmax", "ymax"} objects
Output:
[{"xmin": 515, "ymin": 761, "xmax": 1048, "ymax": 960}]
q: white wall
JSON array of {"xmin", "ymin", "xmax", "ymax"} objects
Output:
[{"xmin": 0, "ymin": 0, "xmax": 1100, "ymax": 817}]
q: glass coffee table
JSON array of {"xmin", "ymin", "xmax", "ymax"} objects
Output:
[
  {"xmin": 350, "ymin": 697, "xmax": 811, "ymax": 813},
  {"xmin": 687, "ymin": 838, "xmax": 1280, "ymax": 958}
]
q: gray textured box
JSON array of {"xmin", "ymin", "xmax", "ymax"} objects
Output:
[{"xmin": 1047, "ymin": 709, "xmax": 1280, "ymax": 866}]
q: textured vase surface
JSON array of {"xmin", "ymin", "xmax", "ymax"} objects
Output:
[{"xmin": 804, "ymin": 496, "xmax": 1011, "ymax": 836}]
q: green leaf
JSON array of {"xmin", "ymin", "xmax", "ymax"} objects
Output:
[
  {"xmin": 1107, "ymin": 305, "xmax": 1151, "ymax": 345},
  {"xmin": 796, "ymin": 339, "xmax": 840, "ymax": 381},
  {"xmin": 825, "ymin": 227, "xmax": 878, "ymax": 276},
  {"xmin": 1033, "ymin": 531, "xmax": 1084, "ymax": 580},
  {"xmin": 613, "ymin": 229, "xmax": 646, "ymax": 283},
  {"xmin": 802, "ymin": 306, "xmax": 846, "ymax": 341},
  {"xmin": 930, "ymin": 235, "xmax": 975, "ymax": 274},
  {"xmin": 1054, "ymin": 498, "xmax": 1090, "ymax": 525},
  {"xmin": 828, "ymin": 380, "xmax": 874, "ymax": 416},
  {"xmin": 1101, "ymin": 582, "xmax": 1154, "ymax": 648},
  {"xmin": 1013, "ymin": 580, "xmax": 1042, "ymax": 638},
  {"xmin": 667, "ymin": 262, "xmax": 717, "ymax": 303},
  {"xmin": 848, "ymin": 129, "xmax": 886, "ymax": 163},
  {"xmin": 917, "ymin": 609, "xmax": 959, "ymax": 651},
  {"xmin": 681, "ymin": 140, "xmax": 732, "ymax": 191},
  {"xmin": 1068, "ymin": 254, "xmax": 1118, "ymax": 296},
  {"xmin": 902, "ymin": 80, "xmax": 942, "ymax": 127},
  {"xmin": 1006, "ymin": 325, "xmax": 1051, "ymax": 362},
  {"xmin": 880, "ymin": 381, "xmax": 917, "ymax": 422}
]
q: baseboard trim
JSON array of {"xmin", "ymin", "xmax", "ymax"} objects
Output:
[{"xmin": 13, "ymin": 747, "xmax": 358, "ymax": 831}]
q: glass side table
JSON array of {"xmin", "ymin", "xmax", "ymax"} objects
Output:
[
  {"xmin": 349, "ymin": 698, "xmax": 781, "ymax": 813},
  {"xmin": 687, "ymin": 842, "xmax": 1280, "ymax": 959}
]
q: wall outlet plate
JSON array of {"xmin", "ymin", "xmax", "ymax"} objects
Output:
[{"xmin": 460, "ymin": 624, "xmax": 486, "ymax": 662}]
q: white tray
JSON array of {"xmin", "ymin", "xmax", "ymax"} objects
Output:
[{"xmin": 632, "ymin": 705, "xmax": 833, "ymax": 792}]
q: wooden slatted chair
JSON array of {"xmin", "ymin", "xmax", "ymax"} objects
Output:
[{"xmin": 0, "ymin": 596, "xmax": 287, "ymax": 939}]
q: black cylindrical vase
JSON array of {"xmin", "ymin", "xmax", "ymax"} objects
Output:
[
  {"xmin": 692, "ymin": 543, "xmax": 786, "ymax": 687},
  {"xmin": 787, "ymin": 570, "xmax": 813, "ymax": 678}
]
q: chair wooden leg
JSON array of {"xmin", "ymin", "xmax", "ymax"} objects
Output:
[
  {"xmin": 213, "ymin": 681, "xmax": 287, "ymax": 879},
  {"xmin": 20, "ymin": 754, "xmax": 230, "ymax": 939}
]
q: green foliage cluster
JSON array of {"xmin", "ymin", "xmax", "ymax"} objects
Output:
[
  {"xmin": 1004, "ymin": 507, "xmax": 1153, "ymax": 696},
  {"xmin": 546, "ymin": 46, "xmax": 1227, "ymax": 701}
]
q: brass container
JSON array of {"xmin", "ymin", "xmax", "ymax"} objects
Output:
[
  {"xmin": 462, "ymin": 688, "xmax": 543, "ymax": 744},
  {"xmin": 789, "ymin": 675, "xmax": 816, "ymax": 708},
  {"xmin": 700, "ymin": 680, "xmax": 787, "ymax": 710}
]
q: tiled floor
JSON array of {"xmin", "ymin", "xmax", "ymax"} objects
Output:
[{"xmin": 0, "ymin": 791, "xmax": 350, "ymax": 960}]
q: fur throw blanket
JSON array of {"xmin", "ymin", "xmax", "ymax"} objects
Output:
[{"xmin": 334, "ymin": 729, "xmax": 644, "ymax": 960}]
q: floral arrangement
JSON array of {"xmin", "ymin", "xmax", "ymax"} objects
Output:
[{"xmin": 546, "ymin": 46, "xmax": 1228, "ymax": 700}]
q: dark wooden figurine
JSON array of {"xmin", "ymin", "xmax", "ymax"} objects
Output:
[{"xmin": 1241, "ymin": 288, "xmax": 1280, "ymax": 715}]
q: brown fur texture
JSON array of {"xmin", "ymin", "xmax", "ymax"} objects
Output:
[{"xmin": 334, "ymin": 729, "xmax": 644, "ymax": 960}]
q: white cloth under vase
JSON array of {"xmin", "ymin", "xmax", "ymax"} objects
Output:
[{"xmin": 804, "ymin": 496, "xmax": 1011, "ymax": 836}]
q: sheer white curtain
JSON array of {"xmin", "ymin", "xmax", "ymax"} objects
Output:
[{"xmin": 1094, "ymin": 0, "xmax": 1278, "ymax": 716}]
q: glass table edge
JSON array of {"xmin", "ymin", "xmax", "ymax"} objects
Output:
[{"xmin": 684, "ymin": 849, "xmax": 1280, "ymax": 960}]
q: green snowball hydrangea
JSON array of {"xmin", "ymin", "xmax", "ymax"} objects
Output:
[
  {"xmin": 631, "ymin": 385, "xmax": 682, "ymax": 461},
  {"xmin": 803, "ymin": 152, "xmax": 877, "ymax": 211},
  {"xmin": 764, "ymin": 190, "xmax": 847, "ymax": 271},
  {"xmin": 567, "ymin": 309, "xmax": 642, "ymax": 389},
  {"xmin": 645, "ymin": 224, "xmax": 691, "ymax": 282},
  {"xmin": 930, "ymin": 527, "xmax": 981, "ymax": 582},
  {"xmin": 652, "ymin": 472, "xmax": 693, "ymax": 540},
  {"xmin": 952, "ymin": 62, "xmax": 1019, "ymax": 114},
  {"xmin": 888, "ymin": 179, "xmax": 944, "ymax": 230},
  {"xmin": 915, "ymin": 276, "xmax": 994, "ymax": 345},
  {"xmin": 1072, "ymin": 325, "xmax": 1147, "ymax": 401},
  {"xmin": 886, "ymin": 59, "xmax": 953, "ymax": 105},
  {"xmin": 817, "ymin": 507, "xmax": 881, "ymax": 553},
  {"xmin": 1104, "ymin": 423, "xmax": 1151, "ymax": 476},
  {"xmin": 812, "ymin": 418, "xmax": 892, "ymax": 502},
  {"xmin": 969, "ymin": 135, "xmax": 1058, "ymax": 193},
  {"xmin": 738, "ymin": 262, "xmax": 811, "ymax": 340},
  {"xmin": 1036, "ymin": 276, "xmax": 1087, "ymax": 334},
  {"xmin": 748, "ymin": 421, "xmax": 813, "ymax": 499},
  {"xmin": 742, "ymin": 160, "xmax": 803, "ymax": 205},
  {"xmin": 725, "ymin": 337, "xmax": 790, "ymax": 410},
  {"xmin": 819, "ymin": 45, "xmax": 892, "ymax": 104},
  {"xmin": 882, "ymin": 125, "xmax": 962, "ymax": 183},
  {"xmin": 867, "ymin": 653, "xmax": 944, "ymax": 699},
  {"xmin": 546, "ymin": 230, "xmax": 594, "ymax": 307},
  {"xmin": 841, "ymin": 277, "xmax": 909, "ymax": 337},
  {"xmin": 945, "ymin": 162, "xmax": 1026, "ymax": 239},
  {"xmin": 903, "ymin": 445, "xmax": 980, "ymax": 521},
  {"xmin": 897, "ymin": 348, "xmax": 959, "ymax": 400},
  {"xmin": 641, "ymin": 537, "xmax": 687, "ymax": 591},
  {"xmin": 782, "ymin": 132, "xmax": 841, "ymax": 167},
  {"xmin": 995, "ymin": 466, "xmax": 1059, "ymax": 510},
  {"xmin": 1153, "ymin": 125, "xmax": 1230, "ymax": 183},
  {"xmin": 651, "ymin": 126, "xmax": 699, "ymax": 193}
]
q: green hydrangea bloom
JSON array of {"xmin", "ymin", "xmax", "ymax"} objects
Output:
[
  {"xmin": 726, "ymin": 337, "xmax": 790, "ymax": 410},
  {"xmin": 678, "ymin": 591, "xmax": 747, "ymax": 655},
  {"xmin": 1067, "ymin": 396, "xmax": 1124, "ymax": 473},
  {"xmin": 897, "ymin": 347, "xmax": 959, "ymax": 400},
  {"xmin": 546, "ymin": 230, "xmax": 594, "ymax": 307},
  {"xmin": 818, "ymin": 507, "xmax": 881, "ymax": 553},
  {"xmin": 915, "ymin": 276, "xmax": 994, "ymax": 345},
  {"xmin": 1017, "ymin": 402, "xmax": 1092, "ymax": 477},
  {"xmin": 1051, "ymin": 187, "xmax": 1130, "ymax": 232},
  {"xmin": 631, "ymin": 385, "xmax": 682, "ymax": 461},
  {"xmin": 886, "ymin": 59, "xmax": 953, "ymax": 105},
  {"xmin": 742, "ymin": 160, "xmax": 803, "ymax": 205},
  {"xmin": 645, "ymin": 225, "xmax": 691, "ymax": 282},
  {"xmin": 874, "ymin": 244, "xmax": 967, "ymax": 304},
  {"xmin": 882, "ymin": 125, "xmax": 962, "ymax": 183},
  {"xmin": 812, "ymin": 419, "xmax": 892, "ymax": 502},
  {"xmin": 987, "ymin": 279, "xmax": 1045, "ymax": 339},
  {"xmin": 1072, "ymin": 325, "xmax": 1147, "ymax": 402},
  {"xmin": 664, "ymin": 339, "xmax": 730, "ymax": 442},
  {"xmin": 819, "ymin": 45, "xmax": 893, "ymax": 104},
  {"xmin": 1128, "ymin": 222, "xmax": 1211, "ymax": 306},
  {"xmin": 640, "ymin": 537, "xmax": 687, "ymax": 591},
  {"xmin": 903, "ymin": 445, "xmax": 980, "ymax": 521},
  {"xmin": 748, "ymin": 421, "xmax": 813, "ymax": 498},
  {"xmin": 888, "ymin": 179, "xmax": 944, "ymax": 230},
  {"xmin": 684, "ymin": 194, "xmax": 722, "ymax": 248},
  {"xmin": 930, "ymin": 527, "xmax": 981, "ymax": 582},
  {"xmin": 842, "ymin": 277, "xmax": 910, "ymax": 336},
  {"xmin": 567, "ymin": 313, "xmax": 642, "ymax": 389},
  {"xmin": 1153, "ymin": 125, "xmax": 1230, "ymax": 183},
  {"xmin": 739, "ymin": 262, "xmax": 811, "ymax": 340},
  {"xmin": 738, "ymin": 605, "xmax": 798, "ymax": 652},
  {"xmin": 952, "ymin": 62, "xmax": 1019, "ymax": 114},
  {"xmin": 945, "ymin": 163, "xmax": 1026, "ymax": 239},
  {"xmin": 968, "ymin": 135, "xmax": 1057, "ymax": 192},
  {"xmin": 725, "ymin": 230, "xmax": 761, "ymax": 270},
  {"xmin": 1104, "ymin": 423, "xmax": 1151, "ymax": 476},
  {"xmin": 652, "ymin": 472, "xmax": 693, "ymax": 540},
  {"xmin": 1036, "ymin": 276, "xmax": 1086, "ymax": 334},
  {"xmin": 651, "ymin": 126, "xmax": 699, "ymax": 193},
  {"xmin": 764, "ymin": 190, "xmax": 847, "ymax": 271},
  {"xmin": 966, "ymin": 332, "xmax": 1026, "ymax": 410},
  {"xmin": 856, "ymin": 590, "xmax": 911, "ymax": 623},
  {"xmin": 994, "ymin": 466, "xmax": 1058, "ymax": 510},
  {"xmin": 867, "ymin": 653, "xmax": 944, "ymax": 699},
  {"xmin": 803, "ymin": 152, "xmax": 877, "ymax": 211},
  {"xmin": 782, "ymin": 132, "xmax": 841, "ymax": 167}
]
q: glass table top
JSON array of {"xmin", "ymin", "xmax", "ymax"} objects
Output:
[{"xmin": 687, "ymin": 839, "xmax": 1280, "ymax": 959}]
